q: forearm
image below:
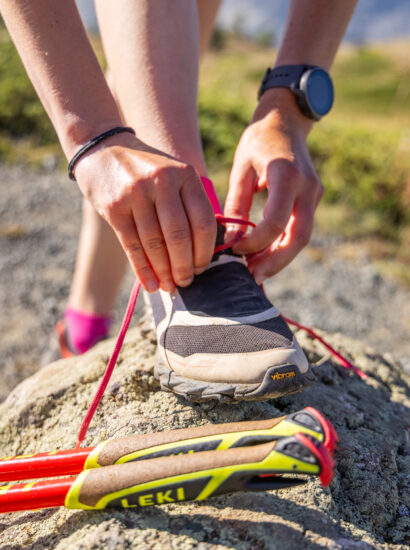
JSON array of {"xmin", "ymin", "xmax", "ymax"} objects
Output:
[
  {"xmin": 0, "ymin": 0, "xmax": 122, "ymax": 159},
  {"xmin": 276, "ymin": 0, "xmax": 357, "ymax": 69},
  {"xmin": 255, "ymin": 0, "xmax": 357, "ymax": 135},
  {"xmin": 95, "ymin": 0, "xmax": 206, "ymax": 173}
]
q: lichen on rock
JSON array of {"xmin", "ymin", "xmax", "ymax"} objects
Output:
[{"xmin": 0, "ymin": 326, "xmax": 409, "ymax": 549}]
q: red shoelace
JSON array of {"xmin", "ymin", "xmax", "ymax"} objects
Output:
[{"xmin": 76, "ymin": 215, "xmax": 367, "ymax": 448}]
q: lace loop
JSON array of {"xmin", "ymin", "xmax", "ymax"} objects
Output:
[{"xmin": 214, "ymin": 214, "xmax": 255, "ymax": 253}]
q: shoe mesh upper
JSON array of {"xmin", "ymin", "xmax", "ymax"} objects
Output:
[
  {"xmin": 149, "ymin": 230, "xmax": 296, "ymax": 362},
  {"xmin": 177, "ymin": 260, "xmax": 272, "ymax": 317},
  {"xmin": 160, "ymin": 317, "xmax": 293, "ymax": 357}
]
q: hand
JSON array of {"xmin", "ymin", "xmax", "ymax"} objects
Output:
[
  {"xmin": 75, "ymin": 133, "xmax": 216, "ymax": 292},
  {"xmin": 224, "ymin": 88, "xmax": 324, "ymax": 284}
]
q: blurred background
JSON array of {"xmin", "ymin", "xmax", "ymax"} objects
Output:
[{"xmin": 0, "ymin": 1, "xmax": 409, "ymax": 399}]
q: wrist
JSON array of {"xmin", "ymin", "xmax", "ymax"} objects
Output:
[
  {"xmin": 70, "ymin": 128, "xmax": 145, "ymax": 182},
  {"xmin": 254, "ymin": 88, "xmax": 313, "ymax": 136},
  {"xmin": 68, "ymin": 126, "xmax": 137, "ymax": 181},
  {"xmin": 62, "ymin": 116, "xmax": 125, "ymax": 160}
]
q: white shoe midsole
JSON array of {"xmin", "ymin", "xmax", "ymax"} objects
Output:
[{"xmin": 158, "ymin": 337, "xmax": 309, "ymax": 383}]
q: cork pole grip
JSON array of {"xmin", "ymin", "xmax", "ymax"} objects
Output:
[
  {"xmin": 79, "ymin": 441, "xmax": 277, "ymax": 507},
  {"xmin": 96, "ymin": 416, "xmax": 285, "ymax": 466}
]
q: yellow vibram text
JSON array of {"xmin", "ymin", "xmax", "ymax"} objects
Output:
[{"xmin": 271, "ymin": 371, "xmax": 296, "ymax": 380}]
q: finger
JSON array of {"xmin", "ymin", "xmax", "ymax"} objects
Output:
[
  {"xmin": 233, "ymin": 159, "xmax": 299, "ymax": 255},
  {"xmin": 132, "ymin": 202, "xmax": 175, "ymax": 293},
  {"xmin": 224, "ymin": 160, "xmax": 255, "ymax": 240},
  {"xmin": 180, "ymin": 177, "xmax": 217, "ymax": 274},
  {"xmin": 156, "ymin": 190, "xmax": 194, "ymax": 287},
  {"xmin": 225, "ymin": 159, "xmax": 255, "ymax": 219},
  {"xmin": 250, "ymin": 198, "xmax": 315, "ymax": 283},
  {"xmin": 111, "ymin": 213, "xmax": 159, "ymax": 292}
]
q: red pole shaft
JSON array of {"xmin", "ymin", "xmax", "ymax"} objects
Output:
[
  {"xmin": 0, "ymin": 478, "xmax": 74, "ymax": 513},
  {"xmin": 0, "ymin": 448, "xmax": 92, "ymax": 482}
]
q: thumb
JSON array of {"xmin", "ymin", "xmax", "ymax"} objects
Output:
[{"xmin": 224, "ymin": 160, "xmax": 255, "ymax": 240}]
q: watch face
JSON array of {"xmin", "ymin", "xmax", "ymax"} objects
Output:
[{"xmin": 300, "ymin": 68, "xmax": 334, "ymax": 119}]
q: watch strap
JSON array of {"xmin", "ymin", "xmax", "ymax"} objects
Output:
[{"xmin": 258, "ymin": 64, "xmax": 314, "ymax": 100}]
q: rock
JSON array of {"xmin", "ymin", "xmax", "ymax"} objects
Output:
[{"xmin": 0, "ymin": 326, "xmax": 409, "ymax": 550}]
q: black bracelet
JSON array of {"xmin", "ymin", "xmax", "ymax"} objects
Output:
[{"xmin": 68, "ymin": 126, "xmax": 136, "ymax": 181}]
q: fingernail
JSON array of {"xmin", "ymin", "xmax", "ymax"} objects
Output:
[
  {"xmin": 194, "ymin": 267, "xmax": 206, "ymax": 275},
  {"xmin": 254, "ymin": 274, "xmax": 267, "ymax": 286},
  {"xmin": 146, "ymin": 280, "xmax": 159, "ymax": 293},
  {"xmin": 177, "ymin": 277, "xmax": 193, "ymax": 287},
  {"xmin": 161, "ymin": 280, "xmax": 175, "ymax": 293}
]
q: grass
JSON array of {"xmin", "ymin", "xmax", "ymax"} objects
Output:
[
  {"xmin": 0, "ymin": 29, "xmax": 408, "ymax": 285},
  {"xmin": 334, "ymin": 48, "xmax": 410, "ymax": 117}
]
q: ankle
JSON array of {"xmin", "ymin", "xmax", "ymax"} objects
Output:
[{"xmin": 64, "ymin": 307, "xmax": 112, "ymax": 354}]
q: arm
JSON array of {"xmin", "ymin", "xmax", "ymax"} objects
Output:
[
  {"xmin": 225, "ymin": 0, "xmax": 357, "ymax": 283},
  {"xmin": 0, "ymin": 0, "xmax": 121, "ymax": 157},
  {"xmin": 0, "ymin": 0, "xmax": 216, "ymax": 292}
]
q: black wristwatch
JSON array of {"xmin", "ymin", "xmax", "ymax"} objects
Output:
[{"xmin": 258, "ymin": 64, "xmax": 334, "ymax": 121}]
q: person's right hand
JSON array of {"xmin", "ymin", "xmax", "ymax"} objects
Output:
[{"xmin": 74, "ymin": 133, "xmax": 217, "ymax": 293}]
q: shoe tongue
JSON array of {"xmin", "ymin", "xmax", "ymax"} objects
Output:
[
  {"xmin": 216, "ymin": 223, "xmax": 226, "ymax": 248},
  {"xmin": 211, "ymin": 224, "xmax": 237, "ymax": 262},
  {"xmin": 215, "ymin": 223, "xmax": 245, "ymax": 251}
]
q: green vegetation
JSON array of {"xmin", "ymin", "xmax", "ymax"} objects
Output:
[
  {"xmin": 333, "ymin": 48, "xmax": 410, "ymax": 116},
  {"xmin": 309, "ymin": 126, "xmax": 408, "ymax": 237},
  {"xmin": 0, "ymin": 29, "xmax": 408, "ymax": 283},
  {"xmin": 0, "ymin": 30, "xmax": 60, "ymax": 164},
  {"xmin": 0, "ymin": 41, "xmax": 54, "ymax": 141}
]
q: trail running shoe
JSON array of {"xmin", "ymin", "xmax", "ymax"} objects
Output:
[
  {"xmin": 55, "ymin": 320, "xmax": 77, "ymax": 359},
  {"xmin": 147, "ymin": 226, "xmax": 314, "ymax": 402},
  {"xmin": 54, "ymin": 319, "xmax": 109, "ymax": 359}
]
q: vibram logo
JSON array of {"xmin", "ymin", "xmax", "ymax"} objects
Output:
[{"xmin": 271, "ymin": 371, "xmax": 296, "ymax": 381}]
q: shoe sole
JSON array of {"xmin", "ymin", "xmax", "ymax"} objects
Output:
[{"xmin": 154, "ymin": 358, "xmax": 315, "ymax": 403}]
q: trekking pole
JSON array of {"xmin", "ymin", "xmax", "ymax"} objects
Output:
[
  {"xmin": 0, "ymin": 407, "xmax": 337, "ymax": 483},
  {"xmin": 0, "ymin": 433, "xmax": 334, "ymax": 513}
]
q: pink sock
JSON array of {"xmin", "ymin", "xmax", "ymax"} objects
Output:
[
  {"xmin": 200, "ymin": 176, "xmax": 222, "ymax": 215},
  {"xmin": 64, "ymin": 307, "xmax": 112, "ymax": 354}
]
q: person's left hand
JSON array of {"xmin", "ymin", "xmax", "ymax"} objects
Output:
[{"xmin": 224, "ymin": 88, "xmax": 324, "ymax": 284}]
